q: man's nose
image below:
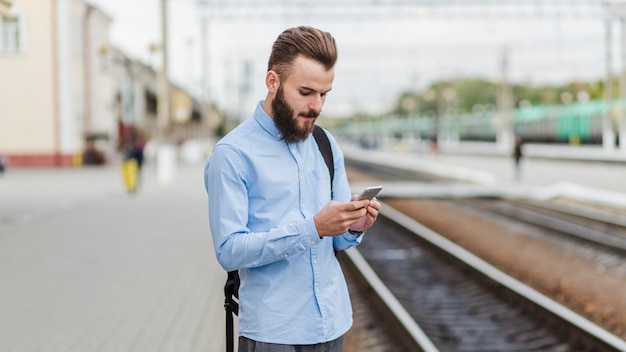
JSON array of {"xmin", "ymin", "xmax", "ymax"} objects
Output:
[{"xmin": 309, "ymin": 95, "xmax": 324, "ymax": 113}]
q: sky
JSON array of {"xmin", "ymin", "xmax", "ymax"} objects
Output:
[{"xmin": 87, "ymin": 0, "xmax": 611, "ymax": 116}]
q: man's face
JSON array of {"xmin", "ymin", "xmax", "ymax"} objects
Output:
[{"xmin": 271, "ymin": 56, "xmax": 334, "ymax": 144}]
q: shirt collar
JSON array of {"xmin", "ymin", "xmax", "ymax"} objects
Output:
[{"xmin": 253, "ymin": 100, "xmax": 283, "ymax": 141}]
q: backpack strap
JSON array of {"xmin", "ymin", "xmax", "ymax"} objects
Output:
[
  {"xmin": 224, "ymin": 270, "xmax": 240, "ymax": 352},
  {"xmin": 312, "ymin": 125, "xmax": 334, "ymax": 197},
  {"xmin": 313, "ymin": 125, "xmax": 338, "ymax": 259},
  {"xmin": 224, "ymin": 271, "xmax": 240, "ymax": 314}
]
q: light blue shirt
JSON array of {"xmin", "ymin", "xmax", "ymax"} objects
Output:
[{"xmin": 204, "ymin": 101, "xmax": 362, "ymax": 345}]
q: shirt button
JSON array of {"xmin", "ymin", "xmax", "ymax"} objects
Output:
[
  {"xmin": 283, "ymin": 254, "xmax": 288, "ymax": 258},
  {"xmin": 310, "ymin": 240, "xmax": 316, "ymax": 245}
]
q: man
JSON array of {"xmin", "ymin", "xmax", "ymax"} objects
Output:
[{"xmin": 204, "ymin": 26, "xmax": 381, "ymax": 352}]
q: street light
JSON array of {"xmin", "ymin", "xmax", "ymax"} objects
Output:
[{"xmin": 156, "ymin": 0, "xmax": 176, "ymax": 185}]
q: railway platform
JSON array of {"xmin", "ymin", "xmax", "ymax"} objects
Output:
[
  {"xmin": 343, "ymin": 141, "xmax": 626, "ymax": 209},
  {"xmin": 0, "ymin": 163, "xmax": 226, "ymax": 352}
]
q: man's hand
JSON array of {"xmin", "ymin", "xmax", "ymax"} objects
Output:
[
  {"xmin": 314, "ymin": 200, "xmax": 369, "ymax": 237},
  {"xmin": 348, "ymin": 197, "xmax": 381, "ymax": 233}
]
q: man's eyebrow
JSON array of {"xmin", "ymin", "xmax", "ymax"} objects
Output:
[{"xmin": 301, "ymin": 86, "xmax": 333, "ymax": 94}]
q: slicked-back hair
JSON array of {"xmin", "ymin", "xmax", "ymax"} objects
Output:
[{"xmin": 267, "ymin": 26, "xmax": 337, "ymax": 80}]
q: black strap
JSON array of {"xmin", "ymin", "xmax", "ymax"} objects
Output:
[
  {"xmin": 224, "ymin": 271, "xmax": 239, "ymax": 314},
  {"xmin": 312, "ymin": 125, "xmax": 334, "ymax": 197},
  {"xmin": 224, "ymin": 271, "xmax": 239, "ymax": 352},
  {"xmin": 224, "ymin": 125, "xmax": 335, "ymax": 352},
  {"xmin": 225, "ymin": 306, "xmax": 234, "ymax": 352},
  {"xmin": 312, "ymin": 125, "xmax": 338, "ymax": 259}
]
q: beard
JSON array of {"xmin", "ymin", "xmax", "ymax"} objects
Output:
[{"xmin": 272, "ymin": 86, "xmax": 319, "ymax": 144}]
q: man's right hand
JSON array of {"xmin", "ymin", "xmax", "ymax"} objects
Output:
[{"xmin": 313, "ymin": 200, "xmax": 369, "ymax": 237}]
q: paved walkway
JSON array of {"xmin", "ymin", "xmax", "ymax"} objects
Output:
[{"xmin": 0, "ymin": 162, "xmax": 226, "ymax": 352}]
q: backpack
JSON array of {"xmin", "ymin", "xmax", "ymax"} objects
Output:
[{"xmin": 223, "ymin": 125, "xmax": 334, "ymax": 352}]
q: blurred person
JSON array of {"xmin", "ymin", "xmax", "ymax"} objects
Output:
[
  {"xmin": 130, "ymin": 133, "xmax": 145, "ymax": 173},
  {"xmin": 119, "ymin": 130, "xmax": 145, "ymax": 194},
  {"xmin": 429, "ymin": 134, "xmax": 439, "ymax": 154},
  {"xmin": 0, "ymin": 154, "xmax": 6, "ymax": 173},
  {"xmin": 513, "ymin": 135, "xmax": 524, "ymax": 181},
  {"xmin": 204, "ymin": 26, "xmax": 381, "ymax": 352}
]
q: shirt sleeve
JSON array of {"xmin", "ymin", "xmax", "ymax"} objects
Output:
[
  {"xmin": 333, "ymin": 231, "xmax": 363, "ymax": 251},
  {"xmin": 204, "ymin": 144, "xmax": 322, "ymax": 272}
]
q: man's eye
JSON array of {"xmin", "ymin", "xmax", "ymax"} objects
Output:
[{"xmin": 300, "ymin": 91, "xmax": 311, "ymax": 96}]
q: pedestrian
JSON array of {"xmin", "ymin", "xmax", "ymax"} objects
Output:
[
  {"xmin": 130, "ymin": 133, "xmax": 145, "ymax": 173},
  {"xmin": 204, "ymin": 26, "xmax": 381, "ymax": 352},
  {"xmin": 513, "ymin": 135, "xmax": 523, "ymax": 181},
  {"xmin": 0, "ymin": 154, "xmax": 6, "ymax": 174}
]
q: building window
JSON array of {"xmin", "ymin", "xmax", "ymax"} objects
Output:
[{"xmin": 1, "ymin": 14, "xmax": 21, "ymax": 53}]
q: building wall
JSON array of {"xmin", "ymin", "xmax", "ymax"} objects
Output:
[
  {"xmin": 0, "ymin": 0, "xmax": 57, "ymax": 161},
  {"xmin": 0, "ymin": 0, "xmax": 118, "ymax": 167},
  {"xmin": 85, "ymin": 5, "xmax": 117, "ymax": 156},
  {"xmin": 0, "ymin": 0, "xmax": 87, "ymax": 166}
]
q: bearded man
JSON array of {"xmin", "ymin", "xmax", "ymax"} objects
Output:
[{"xmin": 204, "ymin": 26, "xmax": 381, "ymax": 352}]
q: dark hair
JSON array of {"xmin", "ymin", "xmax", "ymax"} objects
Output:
[{"xmin": 267, "ymin": 26, "xmax": 337, "ymax": 79}]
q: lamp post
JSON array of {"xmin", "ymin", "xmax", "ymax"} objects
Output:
[
  {"xmin": 604, "ymin": 17, "xmax": 615, "ymax": 151},
  {"xmin": 156, "ymin": 0, "xmax": 176, "ymax": 184},
  {"xmin": 496, "ymin": 47, "xmax": 514, "ymax": 151}
]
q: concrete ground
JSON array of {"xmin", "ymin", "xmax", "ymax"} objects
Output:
[{"xmin": 0, "ymin": 162, "xmax": 226, "ymax": 352}]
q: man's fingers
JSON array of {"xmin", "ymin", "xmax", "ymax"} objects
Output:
[{"xmin": 351, "ymin": 199, "xmax": 369, "ymax": 210}]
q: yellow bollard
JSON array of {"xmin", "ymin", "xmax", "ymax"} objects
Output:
[{"xmin": 73, "ymin": 154, "xmax": 83, "ymax": 167}]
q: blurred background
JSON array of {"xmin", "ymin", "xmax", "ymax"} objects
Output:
[{"xmin": 2, "ymin": 0, "xmax": 626, "ymax": 171}]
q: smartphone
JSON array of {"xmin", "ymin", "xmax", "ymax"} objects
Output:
[{"xmin": 356, "ymin": 185, "xmax": 382, "ymax": 200}]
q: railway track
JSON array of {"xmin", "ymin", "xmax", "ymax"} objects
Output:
[
  {"xmin": 460, "ymin": 198, "xmax": 626, "ymax": 252},
  {"xmin": 347, "ymin": 158, "xmax": 626, "ymax": 258},
  {"xmin": 343, "ymin": 204, "xmax": 626, "ymax": 352}
]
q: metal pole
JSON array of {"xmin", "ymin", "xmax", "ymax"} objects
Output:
[
  {"xmin": 200, "ymin": 12, "xmax": 213, "ymax": 136},
  {"xmin": 157, "ymin": 0, "xmax": 175, "ymax": 184},
  {"xmin": 618, "ymin": 16, "xmax": 626, "ymax": 152},
  {"xmin": 604, "ymin": 18, "xmax": 615, "ymax": 151},
  {"xmin": 497, "ymin": 47, "xmax": 513, "ymax": 150},
  {"xmin": 157, "ymin": 0, "xmax": 170, "ymax": 139}
]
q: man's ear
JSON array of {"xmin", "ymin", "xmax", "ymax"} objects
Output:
[{"xmin": 266, "ymin": 70, "xmax": 280, "ymax": 93}]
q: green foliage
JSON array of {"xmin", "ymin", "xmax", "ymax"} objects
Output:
[{"xmin": 380, "ymin": 77, "xmax": 608, "ymax": 120}]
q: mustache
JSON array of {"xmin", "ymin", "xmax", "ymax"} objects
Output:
[{"xmin": 300, "ymin": 110, "xmax": 319, "ymax": 118}]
